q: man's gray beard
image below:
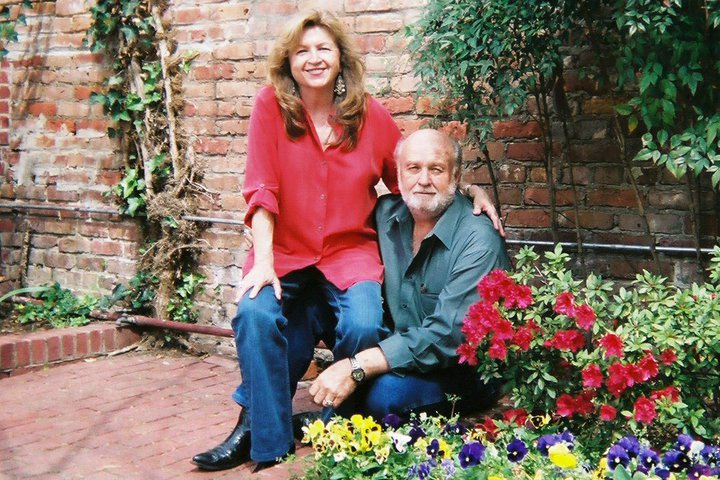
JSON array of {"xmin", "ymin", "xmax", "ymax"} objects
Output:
[{"xmin": 400, "ymin": 183, "xmax": 457, "ymax": 218}]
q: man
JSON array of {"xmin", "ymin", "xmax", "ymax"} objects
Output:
[{"xmin": 309, "ymin": 129, "xmax": 511, "ymax": 418}]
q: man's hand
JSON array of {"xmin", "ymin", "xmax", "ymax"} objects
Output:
[
  {"xmin": 236, "ymin": 262, "xmax": 281, "ymax": 301},
  {"xmin": 309, "ymin": 359, "xmax": 358, "ymax": 409},
  {"xmin": 467, "ymin": 184, "xmax": 505, "ymax": 237}
]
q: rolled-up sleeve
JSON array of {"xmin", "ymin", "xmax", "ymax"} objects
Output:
[
  {"xmin": 243, "ymin": 89, "xmax": 280, "ymax": 226},
  {"xmin": 379, "ymin": 232, "xmax": 510, "ymax": 374}
]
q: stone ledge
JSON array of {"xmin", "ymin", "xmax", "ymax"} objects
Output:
[{"xmin": 0, "ymin": 322, "xmax": 141, "ymax": 377}]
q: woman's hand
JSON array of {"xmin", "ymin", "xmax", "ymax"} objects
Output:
[
  {"xmin": 466, "ymin": 184, "xmax": 505, "ymax": 237},
  {"xmin": 237, "ymin": 262, "xmax": 282, "ymax": 301}
]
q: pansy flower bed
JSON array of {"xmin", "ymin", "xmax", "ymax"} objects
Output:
[{"xmin": 300, "ymin": 412, "xmax": 720, "ymax": 479}]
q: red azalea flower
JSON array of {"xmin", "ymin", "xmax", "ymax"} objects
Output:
[
  {"xmin": 456, "ymin": 343, "xmax": 478, "ymax": 366},
  {"xmin": 606, "ymin": 363, "xmax": 633, "ymax": 398},
  {"xmin": 637, "ymin": 353, "xmax": 659, "ymax": 381},
  {"xmin": 502, "ymin": 408, "xmax": 529, "ymax": 427},
  {"xmin": 634, "ymin": 396, "xmax": 657, "ymax": 424},
  {"xmin": 526, "ymin": 318, "xmax": 542, "ymax": 333},
  {"xmin": 491, "ymin": 318, "xmax": 515, "ymax": 341},
  {"xmin": 627, "ymin": 364, "xmax": 646, "ymax": 384},
  {"xmin": 505, "ymin": 284, "xmax": 533, "ymax": 309},
  {"xmin": 488, "ymin": 338, "xmax": 508, "ymax": 361},
  {"xmin": 465, "ymin": 301, "xmax": 501, "ymax": 328},
  {"xmin": 478, "ymin": 269, "xmax": 514, "ymax": 304},
  {"xmin": 511, "ymin": 326, "xmax": 534, "ymax": 351},
  {"xmin": 461, "ymin": 320, "xmax": 489, "ymax": 345},
  {"xmin": 659, "ymin": 348, "xmax": 677, "ymax": 365},
  {"xmin": 556, "ymin": 394, "xmax": 576, "ymax": 417},
  {"xmin": 544, "ymin": 329, "xmax": 586, "ymax": 353},
  {"xmin": 599, "ymin": 404, "xmax": 617, "ymax": 421},
  {"xmin": 477, "ymin": 416, "xmax": 498, "ymax": 440},
  {"xmin": 575, "ymin": 391, "xmax": 596, "ymax": 415},
  {"xmin": 554, "ymin": 292, "xmax": 576, "ymax": 316},
  {"xmin": 582, "ymin": 364, "xmax": 604, "ymax": 388},
  {"xmin": 650, "ymin": 385, "xmax": 680, "ymax": 403},
  {"xmin": 574, "ymin": 304, "xmax": 596, "ymax": 330},
  {"xmin": 599, "ymin": 333, "xmax": 624, "ymax": 358}
]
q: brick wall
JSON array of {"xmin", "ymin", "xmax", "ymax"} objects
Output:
[{"xmin": 0, "ymin": 0, "xmax": 717, "ymax": 347}]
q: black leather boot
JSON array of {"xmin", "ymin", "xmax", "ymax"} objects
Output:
[
  {"xmin": 252, "ymin": 444, "xmax": 296, "ymax": 473},
  {"xmin": 192, "ymin": 411, "xmax": 251, "ymax": 471}
]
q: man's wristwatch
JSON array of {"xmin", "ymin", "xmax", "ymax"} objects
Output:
[{"xmin": 349, "ymin": 356, "xmax": 366, "ymax": 383}]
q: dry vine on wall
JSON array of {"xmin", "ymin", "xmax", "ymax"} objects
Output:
[{"xmin": 85, "ymin": 0, "xmax": 207, "ymax": 322}]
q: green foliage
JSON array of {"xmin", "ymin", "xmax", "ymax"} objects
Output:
[
  {"xmin": 14, "ymin": 283, "xmax": 98, "ymax": 328},
  {"xmin": 100, "ymin": 270, "xmax": 158, "ymax": 312},
  {"xmin": 613, "ymin": 0, "xmax": 720, "ymax": 186},
  {"xmin": 0, "ymin": 0, "xmax": 32, "ymax": 60},
  {"xmin": 166, "ymin": 271, "xmax": 205, "ymax": 323},
  {"xmin": 406, "ymin": 1, "xmax": 589, "ymax": 146},
  {"xmin": 409, "ymin": 0, "xmax": 720, "ymax": 187},
  {"xmin": 464, "ymin": 246, "xmax": 720, "ymax": 457}
]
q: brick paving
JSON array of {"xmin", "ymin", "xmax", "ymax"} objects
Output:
[{"xmin": 0, "ymin": 350, "xmax": 319, "ymax": 479}]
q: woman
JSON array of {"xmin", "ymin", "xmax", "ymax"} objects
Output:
[{"xmin": 192, "ymin": 10, "xmax": 500, "ymax": 473}]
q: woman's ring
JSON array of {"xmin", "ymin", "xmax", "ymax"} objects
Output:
[{"xmin": 323, "ymin": 399, "xmax": 334, "ymax": 407}]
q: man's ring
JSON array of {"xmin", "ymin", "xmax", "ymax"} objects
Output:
[{"xmin": 323, "ymin": 399, "xmax": 333, "ymax": 407}]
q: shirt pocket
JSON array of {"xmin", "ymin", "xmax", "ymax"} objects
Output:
[{"xmin": 418, "ymin": 292, "xmax": 439, "ymax": 317}]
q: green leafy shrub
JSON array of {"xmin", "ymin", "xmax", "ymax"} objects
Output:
[
  {"xmin": 458, "ymin": 246, "xmax": 720, "ymax": 455},
  {"xmin": 14, "ymin": 283, "xmax": 98, "ymax": 328}
]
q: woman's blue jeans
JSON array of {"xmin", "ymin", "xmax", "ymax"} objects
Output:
[{"xmin": 231, "ymin": 267, "xmax": 386, "ymax": 461}]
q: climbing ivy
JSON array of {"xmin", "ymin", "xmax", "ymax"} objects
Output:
[
  {"xmin": 84, "ymin": 0, "xmax": 206, "ymax": 322},
  {"xmin": 0, "ymin": 0, "xmax": 31, "ymax": 60}
]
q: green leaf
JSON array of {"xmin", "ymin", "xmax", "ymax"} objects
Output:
[{"xmin": 615, "ymin": 104, "xmax": 633, "ymax": 116}]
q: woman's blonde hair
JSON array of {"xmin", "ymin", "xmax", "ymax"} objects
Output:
[{"xmin": 267, "ymin": 10, "xmax": 367, "ymax": 150}]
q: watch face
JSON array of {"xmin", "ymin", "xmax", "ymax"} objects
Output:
[{"xmin": 352, "ymin": 369, "xmax": 365, "ymax": 382}]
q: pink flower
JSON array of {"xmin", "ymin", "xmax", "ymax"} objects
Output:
[
  {"xmin": 505, "ymin": 284, "xmax": 533, "ymax": 309},
  {"xmin": 491, "ymin": 318, "xmax": 515, "ymax": 341},
  {"xmin": 456, "ymin": 343, "xmax": 477, "ymax": 366},
  {"xmin": 574, "ymin": 304, "xmax": 596, "ymax": 330},
  {"xmin": 582, "ymin": 364, "xmax": 604, "ymax": 389},
  {"xmin": 544, "ymin": 329, "xmax": 586, "ymax": 353},
  {"xmin": 637, "ymin": 353, "xmax": 659, "ymax": 381},
  {"xmin": 574, "ymin": 391, "xmax": 596, "ymax": 415},
  {"xmin": 606, "ymin": 363, "xmax": 633, "ymax": 398},
  {"xmin": 599, "ymin": 333, "xmax": 624, "ymax": 358},
  {"xmin": 502, "ymin": 408, "xmax": 529, "ymax": 426},
  {"xmin": 659, "ymin": 348, "xmax": 677, "ymax": 365},
  {"xmin": 650, "ymin": 385, "xmax": 680, "ymax": 403},
  {"xmin": 511, "ymin": 326, "xmax": 534, "ymax": 351},
  {"xmin": 554, "ymin": 292, "xmax": 576, "ymax": 316},
  {"xmin": 556, "ymin": 394, "xmax": 576, "ymax": 417},
  {"xmin": 633, "ymin": 396, "xmax": 657, "ymax": 424},
  {"xmin": 488, "ymin": 338, "xmax": 508, "ymax": 361},
  {"xmin": 478, "ymin": 269, "xmax": 514, "ymax": 304},
  {"xmin": 599, "ymin": 404, "xmax": 617, "ymax": 421}
]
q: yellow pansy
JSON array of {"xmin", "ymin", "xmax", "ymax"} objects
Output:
[
  {"xmin": 438, "ymin": 438, "xmax": 453, "ymax": 459},
  {"xmin": 302, "ymin": 419, "xmax": 327, "ymax": 444},
  {"xmin": 548, "ymin": 443, "xmax": 578, "ymax": 469},
  {"xmin": 593, "ymin": 457, "xmax": 608, "ymax": 480},
  {"xmin": 375, "ymin": 445, "xmax": 390, "ymax": 464},
  {"xmin": 489, "ymin": 476, "xmax": 506, "ymax": 480}
]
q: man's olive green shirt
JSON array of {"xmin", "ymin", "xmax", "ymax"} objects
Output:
[{"xmin": 376, "ymin": 192, "xmax": 511, "ymax": 374}]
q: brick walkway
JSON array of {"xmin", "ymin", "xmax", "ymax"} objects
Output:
[{"xmin": 0, "ymin": 350, "xmax": 318, "ymax": 479}]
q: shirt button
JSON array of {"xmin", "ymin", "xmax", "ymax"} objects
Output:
[
  {"xmin": 320, "ymin": 194, "xmax": 326, "ymax": 200},
  {"xmin": 313, "ymin": 256, "xmax": 319, "ymax": 261},
  {"xmin": 318, "ymin": 225, "xmax": 323, "ymax": 231},
  {"xmin": 401, "ymin": 304, "xmax": 408, "ymax": 309}
]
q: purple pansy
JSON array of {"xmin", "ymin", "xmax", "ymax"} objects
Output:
[
  {"xmin": 607, "ymin": 444, "xmax": 631, "ymax": 469},
  {"xmin": 507, "ymin": 438, "xmax": 529, "ymax": 463},
  {"xmin": 458, "ymin": 441, "xmax": 485, "ymax": 468}
]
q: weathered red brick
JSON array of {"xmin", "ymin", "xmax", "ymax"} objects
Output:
[
  {"xmin": 47, "ymin": 337, "xmax": 61, "ymax": 362},
  {"xmin": 505, "ymin": 209, "xmax": 551, "ymax": 228},
  {"xmin": 102, "ymin": 327, "xmax": 115, "ymax": 351},
  {"xmin": 493, "ymin": 120, "xmax": 542, "ymax": 139},
  {"xmin": 89, "ymin": 330, "xmax": 102, "ymax": 353},
  {"xmin": 116, "ymin": 327, "xmax": 141, "ymax": 348},
  {"xmin": 30, "ymin": 338, "xmax": 47, "ymax": 365},
  {"xmin": 524, "ymin": 188, "xmax": 576, "ymax": 207},
  {"xmin": 27, "ymin": 102, "xmax": 57, "ymax": 116},
  {"xmin": 0, "ymin": 341, "xmax": 14, "ymax": 369},
  {"xmin": 60, "ymin": 333, "xmax": 75, "ymax": 359},
  {"xmin": 76, "ymin": 332, "xmax": 89, "ymax": 356},
  {"xmin": 588, "ymin": 189, "xmax": 638, "ymax": 208},
  {"xmin": 507, "ymin": 142, "xmax": 544, "ymax": 161},
  {"xmin": 15, "ymin": 340, "xmax": 30, "ymax": 367}
]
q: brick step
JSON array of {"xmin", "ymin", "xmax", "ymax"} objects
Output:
[{"xmin": 0, "ymin": 322, "xmax": 141, "ymax": 377}]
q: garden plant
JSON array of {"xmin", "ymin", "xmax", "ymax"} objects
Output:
[{"xmin": 300, "ymin": 245, "xmax": 720, "ymax": 479}]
